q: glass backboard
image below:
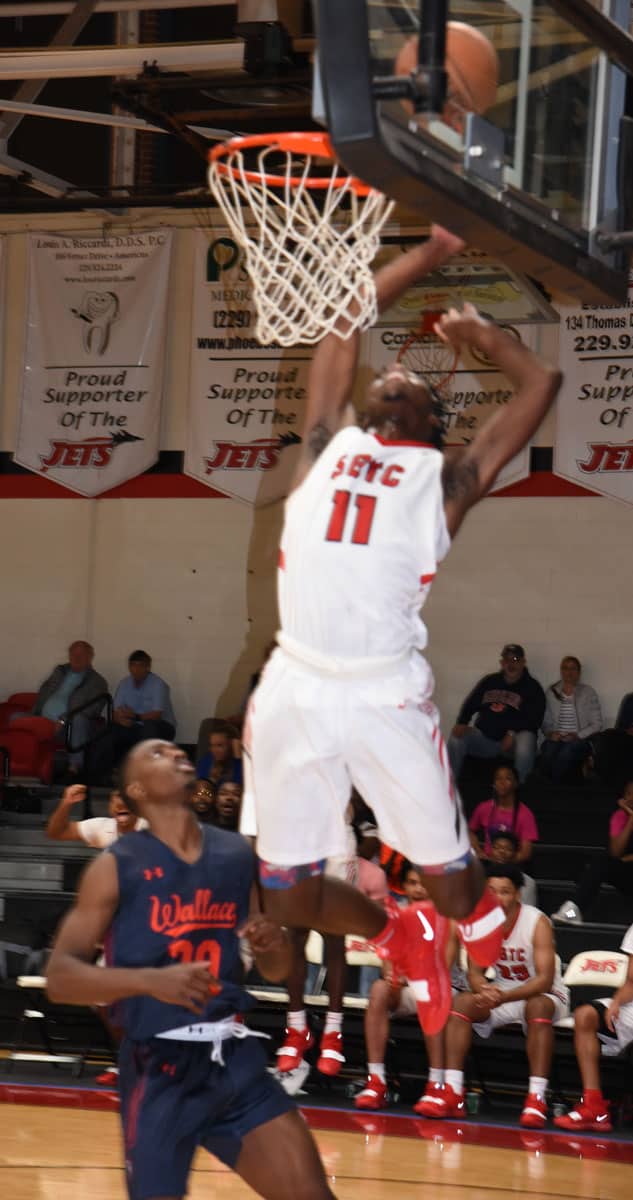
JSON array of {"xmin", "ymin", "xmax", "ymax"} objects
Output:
[{"xmin": 315, "ymin": 0, "xmax": 632, "ymax": 304}]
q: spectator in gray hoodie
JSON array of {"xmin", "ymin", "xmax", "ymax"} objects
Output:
[{"xmin": 540, "ymin": 656, "xmax": 602, "ymax": 783}]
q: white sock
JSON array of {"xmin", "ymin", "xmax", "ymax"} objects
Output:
[
  {"xmin": 287, "ymin": 1010, "xmax": 307, "ymax": 1032},
  {"xmin": 368, "ymin": 1062, "xmax": 386, "ymax": 1083},
  {"xmin": 445, "ymin": 1070, "xmax": 464, "ymax": 1095},
  {"xmin": 529, "ymin": 1076, "xmax": 548, "ymax": 1099},
  {"xmin": 428, "ymin": 1067, "xmax": 444, "ymax": 1085},
  {"xmin": 324, "ymin": 1011, "xmax": 343, "ymax": 1036}
]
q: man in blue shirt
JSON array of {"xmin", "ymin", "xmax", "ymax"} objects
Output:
[
  {"xmin": 113, "ymin": 650, "xmax": 176, "ymax": 735},
  {"xmin": 91, "ymin": 651, "xmax": 176, "ymax": 781}
]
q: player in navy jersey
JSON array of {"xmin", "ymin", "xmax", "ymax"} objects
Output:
[{"xmin": 47, "ymin": 739, "xmax": 336, "ymax": 1200}]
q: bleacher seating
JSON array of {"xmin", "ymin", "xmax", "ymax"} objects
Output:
[{"xmin": 1, "ymin": 775, "xmax": 632, "ymax": 1111}]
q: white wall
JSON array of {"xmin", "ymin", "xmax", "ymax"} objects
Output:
[{"xmin": 0, "ymin": 211, "xmax": 629, "ymax": 740}]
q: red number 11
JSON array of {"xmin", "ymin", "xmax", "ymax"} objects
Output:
[{"xmin": 326, "ymin": 490, "xmax": 377, "ymax": 545}]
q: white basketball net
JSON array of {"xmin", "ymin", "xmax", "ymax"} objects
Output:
[{"xmin": 207, "ymin": 141, "xmax": 394, "ymax": 347}]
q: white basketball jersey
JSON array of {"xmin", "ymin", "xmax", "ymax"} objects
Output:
[
  {"xmin": 278, "ymin": 426, "xmax": 450, "ymax": 661},
  {"xmin": 495, "ymin": 904, "xmax": 566, "ymax": 1000}
]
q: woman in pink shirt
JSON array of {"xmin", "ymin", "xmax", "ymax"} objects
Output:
[
  {"xmin": 553, "ymin": 781, "xmax": 633, "ymax": 924},
  {"xmin": 469, "ymin": 764, "xmax": 539, "ymax": 863}
]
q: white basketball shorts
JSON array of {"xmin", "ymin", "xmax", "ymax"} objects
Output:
[
  {"xmin": 246, "ymin": 646, "xmax": 469, "ymax": 870},
  {"xmin": 473, "ymin": 990, "xmax": 570, "ymax": 1038},
  {"xmin": 596, "ymin": 996, "xmax": 633, "ymax": 1054}
]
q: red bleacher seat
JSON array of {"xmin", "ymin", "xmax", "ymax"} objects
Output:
[
  {"xmin": 0, "ymin": 716, "xmax": 58, "ymax": 782},
  {"xmin": 0, "ymin": 693, "xmax": 38, "ymax": 731}
]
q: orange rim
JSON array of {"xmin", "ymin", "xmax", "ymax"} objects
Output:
[
  {"xmin": 396, "ymin": 312, "xmax": 458, "ymax": 387},
  {"xmin": 208, "ymin": 131, "xmax": 374, "ymax": 195}
]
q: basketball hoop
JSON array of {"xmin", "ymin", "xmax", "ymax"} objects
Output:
[
  {"xmin": 396, "ymin": 311, "xmax": 459, "ymax": 392},
  {"xmin": 207, "ymin": 132, "xmax": 394, "ymax": 347}
]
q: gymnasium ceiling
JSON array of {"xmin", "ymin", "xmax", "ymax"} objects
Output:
[{"xmin": 0, "ymin": 0, "xmax": 630, "ymax": 211}]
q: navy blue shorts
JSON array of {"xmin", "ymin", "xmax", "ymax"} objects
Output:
[{"xmin": 118, "ymin": 1034, "xmax": 293, "ymax": 1200}]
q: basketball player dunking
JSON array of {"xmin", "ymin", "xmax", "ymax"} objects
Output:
[
  {"xmin": 245, "ymin": 227, "xmax": 563, "ymax": 1023},
  {"xmin": 47, "ymin": 740, "xmax": 337, "ymax": 1200}
]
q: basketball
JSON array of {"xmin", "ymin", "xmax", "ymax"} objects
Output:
[{"xmin": 394, "ymin": 22, "xmax": 499, "ymax": 127}]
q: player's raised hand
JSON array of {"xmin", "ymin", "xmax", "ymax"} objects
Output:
[
  {"xmin": 147, "ymin": 963, "xmax": 217, "ymax": 1014},
  {"xmin": 434, "ymin": 302, "xmax": 490, "ymax": 350},
  {"xmin": 62, "ymin": 784, "xmax": 87, "ymax": 808},
  {"xmin": 430, "ymin": 224, "xmax": 467, "ymax": 257}
]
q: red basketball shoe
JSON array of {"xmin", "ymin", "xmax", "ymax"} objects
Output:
[
  {"xmin": 520, "ymin": 1093, "xmax": 548, "ymax": 1128},
  {"xmin": 457, "ymin": 887, "xmax": 505, "ymax": 968},
  {"xmin": 441, "ymin": 1083, "xmax": 465, "ymax": 1119},
  {"xmin": 354, "ymin": 1074, "xmax": 388, "ymax": 1110},
  {"xmin": 553, "ymin": 1098, "xmax": 612, "ymax": 1133},
  {"xmin": 276, "ymin": 1026, "xmax": 314, "ymax": 1074},
  {"xmin": 399, "ymin": 901, "xmax": 453, "ymax": 1036},
  {"xmin": 413, "ymin": 1082, "xmax": 449, "ymax": 1118},
  {"xmin": 317, "ymin": 1030, "xmax": 345, "ymax": 1076}
]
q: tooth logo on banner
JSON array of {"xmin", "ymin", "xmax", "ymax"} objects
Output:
[
  {"xmin": 71, "ymin": 290, "xmax": 120, "ymax": 356},
  {"xmin": 40, "ymin": 428, "xmax": 143, "ymax": 471}
]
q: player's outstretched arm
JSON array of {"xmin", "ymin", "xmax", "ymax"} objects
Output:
[
  {"xmin": 437, "ymin": 304, "xmax": 562, "ymax": 536},
  {"xmin": 47, "ymin": 854, "xmax": 212, "ymax": 1013},
  {"xmin": 293, "ymin": 226, "xmax": 466, "ymax": 487}
]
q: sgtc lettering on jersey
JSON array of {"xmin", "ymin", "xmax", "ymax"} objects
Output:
[{"xmin": 331, "ymin": 453, "xmax": 405, "ymax": 488}]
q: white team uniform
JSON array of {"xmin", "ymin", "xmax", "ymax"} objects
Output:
[
  {"xmin": 596, "ymin": 923, "xmax": 633, "ymax": 1055},
  {"xmin": 246, "ymin": 425, "xmax": 470, "ymax": 868},
  {"xmin": 473, "ymin": 904, "xmax": 570, "ymax": 1037}
]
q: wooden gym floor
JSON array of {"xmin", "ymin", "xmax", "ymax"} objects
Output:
[{"xmin": 1, "ymin": 1089, "xmax": 631, "ymax": 1200}]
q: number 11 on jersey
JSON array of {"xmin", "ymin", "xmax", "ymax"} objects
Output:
[{"xmin": 325, "ymin": 489, "xmax": 377, "ymax": 545}]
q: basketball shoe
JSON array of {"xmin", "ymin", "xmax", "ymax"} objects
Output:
[
  {"xmin": 456, "ymin": 887, "xmax": 505, "ymax": 968},
  {"xmin": 354, "ymin": 1074, "xmax": 388, "ymax": 1110},
  {"xmin": 276, "ymin": 1026, "xmax": 314, "ymax": 1073},
  {"xmin": 441, "ymin": 1083, "xmax": 465, "ymax": 1119},
  {"xmin": 520, "ymin": 1093, "xmax": 548, "ymax": 1128},
  {"xmin": 399, "ymin": 901, "xmax": 453, "ymax": 1036},
  {"xmin": 317, "ymin": 1030, "xmax": 345, "ymax": 1076},
  {"xmin": 413, "ymin": 1082, "xmax": 448, "ymax": 1118},
  {"xmin": 553, "ymin": 1098, "xmax": 612, "ymax": 1132}
]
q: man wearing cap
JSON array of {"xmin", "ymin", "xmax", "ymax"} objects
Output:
[{"xmin": 448, "ymin": 645, "xmax": 545, "ymax": 783}]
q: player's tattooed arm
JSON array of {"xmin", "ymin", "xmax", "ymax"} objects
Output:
[
  {"xmin": 442, "ymin": 450, "xmax": 480, "ymax": 535},
  {"xmin": 292, "ymin": 329, "xmax": 360, "ymax": 489},
  {"xmin": 306, "ymin": 420, "xmax": 333, "ymax": 462},
  {"xmin": 437, "ymin": 305, "xmax": 561, "ymax": 536}
]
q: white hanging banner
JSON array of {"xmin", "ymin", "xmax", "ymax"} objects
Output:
[
  {"xmin": 554, "ymin": 272, "xmax": 633, "ymax": 502},
  {"xmin": 187, "ymin": 229, "xmax": 552, "ymax": 503},
  {"xmin": 16, "ymin": 230, "xmax": 172, "ymax": 496},
  {"xmin": 185, "ymin": 228, "xmax": 309, "ymax": 506}
]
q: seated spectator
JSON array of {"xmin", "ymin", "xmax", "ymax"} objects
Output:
[
  {"xmin": 553, "ymin": 921, "xmax": 633, "ymax": 1132},
  {"xmin": 46, "ymin": 783, "xmax": 146, "ymax": 847},
  {"xmin": 90, "ymin": 651, "xmax": 176, "ymax": 779},
  {"xmin": 443, "ymin": 866, "xmax": 569, "ymax": 1127},
  {"xmin": 486, "ymin": 831, "xmax": 538, "ymax": 906},
  {"xmin": 213, "ymin": 780, "xmax": 242, "ymax": 831},
  {"xmin": 552, "ymin": 780, "xmax": 633, "ymax": 925},
  {"xmin": 540, "ymin": 656, "xmax": 602, "ymax": 783},
  {"xmin": 29, "ymin": 640, "xmax": 108, "ymax": 775},
  {"xmin": 448, "ymin": 645, "xmax": 545, "ymax": 783},
  {"xmin": 355, "ymin": 864, "xmax": 460, "ymax": 1115},
  {"xmin": 469, "ymin": 764, "xmax": 538, "ymax": 863},
  {"xmin": 190, "ymin": 779, "xmax": 216, "ymax": 824},
  {"xmin": 594, "ymin": 691, "xmax": 633, "ymax": 793},
  {"xmin": 196, "ymin": 725, "xmax": 242, "ymax": 787}
]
